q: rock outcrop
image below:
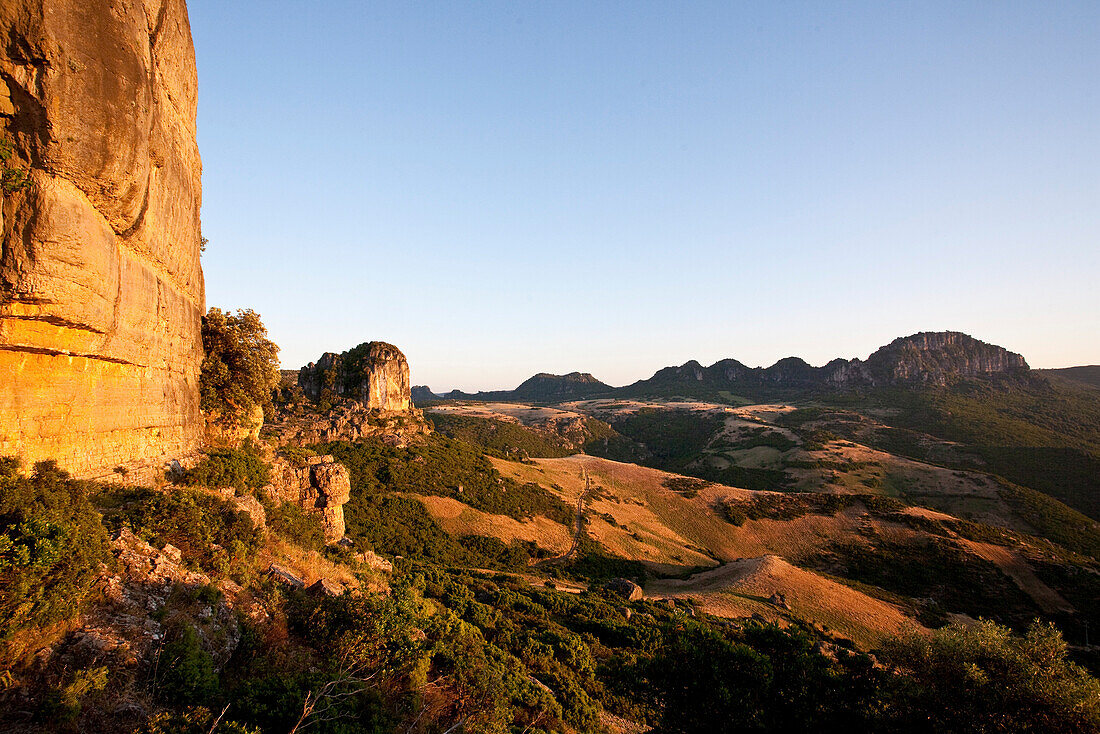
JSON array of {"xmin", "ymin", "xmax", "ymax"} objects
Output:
[
  {"xmin": 0, "ymin": 0, "xmax": 204, "ymax": 477},
  {"xmin": 270, "ymin": 341, "xmax": 430, "ymax": 445},
  {"xmin": 299, "ymin": 342, "xmax": 411, "ymax": 412},
  {"xmin": 263, "ymin": 455, "xmax": 352, "ymax": 544},
  {"xmin": 628, "ymin": 331, "xmax": 1031, "ymax": 395}
]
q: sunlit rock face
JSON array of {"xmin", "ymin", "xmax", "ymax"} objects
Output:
[
  {"xmin": 0, "ymin": 0, "xmax": 204, "ymax": 477},
  {"xmin": 298, "ymin": 342, "xmax": 412, "ymax": 413}
]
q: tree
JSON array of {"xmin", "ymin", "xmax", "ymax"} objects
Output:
[
  {"xmin": 200, "ymin": 308, "xmax": 280, "ymax": 421},
  {"xmin": 883, "ymin": 619, "xmax": 1100, "ymax": 733}
]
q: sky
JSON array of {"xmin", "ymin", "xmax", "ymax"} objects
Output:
[{"xmin": 189, "ymin": 1, "xmax": 1099, "ymax": 391}]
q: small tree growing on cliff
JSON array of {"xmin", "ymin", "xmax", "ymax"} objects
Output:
[{"xmin": 200, "ymin": 308, "xmax": 280, "ymax": 421}]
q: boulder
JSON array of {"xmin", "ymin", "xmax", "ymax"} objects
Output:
[
  {"xmin": 605, "ymin": 578, "xmax": 643, "ymax": 602},
  {"xmin": 307, "ymin": 579, "xmax": 343, "ymax": 597},
  {"xmin": 266, "ymin": 564, "xmax": 305, "ymax": 589}
]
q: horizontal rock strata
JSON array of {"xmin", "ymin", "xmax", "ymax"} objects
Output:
[{"xmin": 0, "ymin": 0, "xmax": 204, "ymax": 477}]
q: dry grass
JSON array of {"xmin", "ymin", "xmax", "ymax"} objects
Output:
[
  {"xmin": 648, "ymin": 555, "xmax": 920, "ymax": 649},
  {"xmin": 254, "ymin": 538, "xmax": 376, "ymax": 591},
  {"xmin": 426, "ymin": 402, "xmax": 585, "ymax": 426},
  {"xmin": 412, "ymin": 494, "xmax": 573, "ymax": 554}
]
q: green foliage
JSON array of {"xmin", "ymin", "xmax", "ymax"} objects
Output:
[
  {"xmin": 200, "ymin": 308, "xmax": 281, "ymax": 420},
  {"xmin": 344, "ymin": 492, "xmax": 540, "ymax": 570},
  {"xmin": 883, "ymin": 619, "xmax": 1100, "ymax": 733},
  {"xmin": 98, "ymin": 485, "xmax": 260, "ymax": 572},
  {"xmin": 652, "ymin": 622, "xmax": 886, "ymax": 733},
  {"xmin": 143, "ymin": 707, "xmax": 260, "ymax": 734},
  {"xmin": 720, "ymin": 492, "xmax": 858, "ymax": 525},
  {"xmin": 157, "ymin": 622, "xmax": 220, "ymax": 707},
  {"xmin": 429, "ymin": 413, "xmax": 574, "ymax": 459},
  {"xmin": 729, "ymin": 426, "xmax": 798, "ymax": 451},
  {"xmin": 39, "ymin": 666, "xmax": 109, "ymax": 725},
  {"xmin": 0, "ymin": 137, "xmax": 30, "ymax": 194},
  {"xmin": 995, "ymin": 481, "xmax": 1100, "ymax": 559},
  {"xmin": 275, "ymin": 445, "xmax": 316, "ymax": 468},
  {"xmin": 0, "ymin": 459, "xmax": 109, "ymax": 636},
  {"xmin": 318, "ymin": 436, "xmax": 574, "ymax": 525},
  {"xmin": 605, "ymin": 408, "xmax": 725, "ymax": 467},
  {"xmin": 821, "ymin": 537, "xmax": 1038, "ymax": 628},
  {"xmin": 265, "ymin": 500, "xmax": 325, "ymax": 551},
  {"xmin": 184, "ymin": 442, "xmax": 270, "ymax": 492}
]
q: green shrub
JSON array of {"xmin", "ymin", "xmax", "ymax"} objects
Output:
[
  {"xmin": 266, "ymin": 501, "xmax": 326, "ymax": 551},
  {"xmin": 185, "ymin": 443, "xmax": 270, "ymax": 491},
  {"xmin": 200, "ymin": 307, "xmax": 280, "ymax": 420},
  {"xmin": 98, "ymin": 486, "xmax": 260, "ymax": 572},
  {"xmin": 318, "ymin": 436, "xmax": 574, "ymax": 525},
  {"xmin": 143, "ymin": 707, "xmax": 260, "ymax": 734},
  {"xmin": 156, "ymin": 622, "xmax": 219, "ymax": 706},
  {"xmin": 0, "ymin": 459, "xmax": 109, "ymax": 636},
  {"xmin": 430, "ymin": 413, "xmax": 574, "ymax": 458},
  {"xmin": 883, "ymin": 619, "xmax": 1100, "ymax": 733}
]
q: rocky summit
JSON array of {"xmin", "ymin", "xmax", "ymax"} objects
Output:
[
  {"xmin": 0, "ymin": 0, "xmax": 205, "ymax": 478},
  {"xmin": 631, "ymin": 331, "xmax": 1031, "ymax": 395},
  {"xmin": 299, "ymin": 341, "xmax": 412, "ymax": 413}
]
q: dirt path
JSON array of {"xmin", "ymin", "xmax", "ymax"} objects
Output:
[
  {"xmin": 955, "ymin": 538, "xmax": 1074, "ymax": 614},
  {"xmin": 540, "ymin": 465, "xmax": 593, "ymax": 566}
]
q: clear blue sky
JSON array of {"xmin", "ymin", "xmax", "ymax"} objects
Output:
[{"xmin": 190, "ymin": 1, "xmax": 1099, "ymax": 391}]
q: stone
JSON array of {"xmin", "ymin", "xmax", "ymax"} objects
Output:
[
  {"xmin": 264, "ymin": 455, "xmax": 351, "ymax": 543},
  {"xmin": 768, "ymin": 592, "xmax": 789, "ymax": 610},
  {"xmin": 299, "ymin": 342, "xmax": 412, "ymax": 412},
  {"xmin": 605, "ymin": 577, "xmax": 643, "ymax": 602},
  {"xmin": 0, "ymin": 0, "xmax": 204, "ymax": 478},
  {"xmin": 266, "ymin": 564, "xmax": 305, "ymax": 589},
  {"xmin": 307, "ymin": 579, "xmax": 343, "ymax": 597},
  {"xmin": 231, "ymin": 493, "xmax": 266, "ymax": 530}
]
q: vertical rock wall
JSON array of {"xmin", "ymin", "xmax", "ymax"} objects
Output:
[
  {"xmin": 298, "ymin": 342, "xmax": 412, "ymax": 413},
  {"xmin": 0, "ymin": 0, "xmax": 204, "ymax": 477}
]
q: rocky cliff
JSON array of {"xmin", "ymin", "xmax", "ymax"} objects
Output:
[
  {"xmin": 0, "ymin": 0, "xmax": 204, "ymax": 477},
  {"xmin": 264, "ymin": 455, "xmax": 351, "ymax": 544},
  {"xmin": 271, "ymin": 341, "xmax": 428, "ymax": 445},
  {"xmin": 626, "ymin": 331, "xmax": 1031, "ymax": 396},
  {"xmin": 299, "ymin": 341, "xmax": 411, "ymax": 412}
]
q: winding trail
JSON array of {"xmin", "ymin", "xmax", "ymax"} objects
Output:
[{"xmin": 540, "ymin": 465, "xmax": 593, "ymax": 566}]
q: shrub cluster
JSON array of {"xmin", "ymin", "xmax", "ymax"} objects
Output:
[{"xmin": 0, "ymin": 459, "xmax": 109, "ymax": 636}]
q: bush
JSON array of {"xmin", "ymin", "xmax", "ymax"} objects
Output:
[
  {"xmin": 0, "ymin": 459, "xmax": 109, "ymax": 636},
  {"xmin": 185, "ymin": 443, "xmax": 270, "ymax": 492},
  {"xmin": 319, "ymin": 436, "xmax": 574, "ymax": 525},
  {"xmin": 266, "ymin": 501, "xmax": 326, "ymax": 551},
  {"xmin": 98, "ymin": 486, "xmax": 260, "ymax": 572},
  {"xmin": 883, "ymin": 619, "xmax": 1100, "ymax": 733},
  {"xmin": 156, "ymin": 622, "xmax": 219, "ymax": 706},
  {"xmin": 200, "ymin": 308, "xmax": 280, "ymax": 420}
]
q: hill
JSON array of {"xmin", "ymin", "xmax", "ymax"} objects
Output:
[
  {"xmin": 618, "ymin": 331, "xmax": 1031, "ymax": 401},
  {"xmin": 1041, "ymin": 366, "xmax": 1100, "ymax": 390}
]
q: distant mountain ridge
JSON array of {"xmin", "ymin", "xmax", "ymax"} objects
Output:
[
  {"xmin": 631, "ymin": 331, "xmax": 1030, "ymax": 395},
  {"xmin": 425, "ymin": 332, "xmax": 1033, "ymax": 403},
  {"xmin": 1039, "ymin": 366, "xmax": 1100, "ymax": 390},
  {"xmin": 423, "ymin": 372, "xmax": 612, "ymax": 404}
]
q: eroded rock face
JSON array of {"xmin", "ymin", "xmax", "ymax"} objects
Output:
[
  {"xmin": 0, "ymin": 0, "xmax": 204, "ymax": 477},
  {"xmin": 299, "ymin": 342, "xmax": 411, "ymax": 412},
  {"xmin": 263, "ymin": 455, "xmax": 352, "ymax": 544}
]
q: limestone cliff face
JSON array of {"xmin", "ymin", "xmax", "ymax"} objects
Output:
[
  {"xmin": 0, "ymin": 0, "xmax": 204, "ymax": 476},
  {"xmin": 264, "ymin": 455, "xmax": 351, "ymax": 544},
  {"xmin": 299, "ymin": 342, "xmax": 411, "ymax": 413}
]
